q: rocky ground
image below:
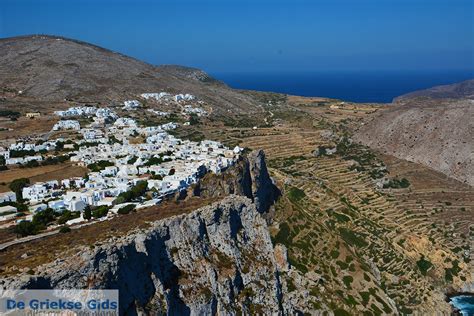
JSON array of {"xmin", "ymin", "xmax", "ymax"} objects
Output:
[
  {"xmin": 0, "ymin": 35, "xmax": 262, "ymax": 114},
  {"xmin": 354, "ymin": 98, "xmax": 473, "ymax": 186},
  {"xmin": 1, "ymin": 196, "xmax": 287, "ymax": 314}
]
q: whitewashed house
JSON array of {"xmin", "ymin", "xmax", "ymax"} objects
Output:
[
  {"xmin": 52, "ymin": 120, "xmax": 80, "ymax": 131},
  {"xmin": 0, "ymin": 191, "xmax": 16, "ymax": 203},
  {"xmin": 123, "ymin": 100, "xmax": 141, "ymax": 110},
  {"xmin": 48, "ymin": 199, "xmax": 66, "ymax": 211}
]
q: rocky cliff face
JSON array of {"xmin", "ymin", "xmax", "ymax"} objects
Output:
[
  {"xmin": 193, "ymin": 149, "xmax": 280, "ymax": 215},
  {"xmin": 1, "ymin": 196, "xmax": 290, "ymax": 315},
  {"xmin": 0, "ymin": 150, "xmax": 292, "ymax": 315}
]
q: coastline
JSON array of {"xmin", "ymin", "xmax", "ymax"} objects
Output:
[{"xmin": 446, "ymin": 292, "xmax": 474, "ymax": 316}]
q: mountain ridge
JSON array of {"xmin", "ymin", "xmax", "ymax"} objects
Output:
[
  {"xmin": 394, "ymin": 78, "xmax": 474, "ymax": 102},
  {"xmin": 0, "ymin": 34, "xmax": 261, "ymax": 114}
]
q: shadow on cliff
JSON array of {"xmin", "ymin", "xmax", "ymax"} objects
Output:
[
  {"xmin": 193, "ymin": 149, "xmax": 281, "ymax": 216},
  {"xmin": 94, "ymin": 228, "xmax": 191, "ymax": 315}
]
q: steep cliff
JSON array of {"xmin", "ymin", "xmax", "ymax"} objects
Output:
[
  {"xmin": 193, "ymin": 149, "xmax": 280, "ymax": 214},
  {"xmin": 1, "ymin": 196, "xmax": 290, "ymax": 315}
]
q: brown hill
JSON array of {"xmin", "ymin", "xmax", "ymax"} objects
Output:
[
  {"xmin": 354, "ymin": 97, "xmax": 473, "ymax": 186},
  {"xmin": 0, "ymin": 35, "xmax": 261, "ymax": 114},
  {"xmin": 394, "ymin": 79, "xmax": 474, "ymax": 102}
]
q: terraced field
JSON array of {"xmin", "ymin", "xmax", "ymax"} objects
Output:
[
  {"xmin": 226, "ymin": 103, "xmax": 473, "ymax": 314},
  {"xmin": 240, "ymin": 127, "xmax": 323, "ymax": 159}
]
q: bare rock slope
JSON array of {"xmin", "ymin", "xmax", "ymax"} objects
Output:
[
  {"xmin": 194, "ymin": 149, "xmax": 280, "ymax": 214},
  {"xmin": 0, "ymin": 150, "xmax": 296, "ymax": 314},
  {"xmin": 0, "ymin": 35, "xmax": 261, "ymax": 114},
  {"xmin": 1, "ymin": 196, "xmax": 288, "ymax": 314},
  {"xmin": 355, "ymin": 92, "xmax": 474, "ymax": 186}
]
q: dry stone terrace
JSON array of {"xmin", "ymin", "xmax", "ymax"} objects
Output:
[
  {"xmin": 196, "ymin": 103, "xmax": 473, "ymax": 314},
  {"xmin": 265, "ymin": 152, "xmax": 472, "ymax": 313}
]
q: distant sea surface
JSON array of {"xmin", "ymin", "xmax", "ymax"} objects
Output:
[{"xmin": 212, "ymin": 70, "xmax": 474, "ymax": 103}]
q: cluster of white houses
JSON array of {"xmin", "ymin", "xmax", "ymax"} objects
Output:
[
  {"xmin": 147, "ymin": 109, "xmax": 170, "ymax": 117},
  {"xmin": 53, "ymin": 120, "xmax": 81, "ymax": 131},
  {"xmin": 54, "ymin": 106, "xmax": 117, "ymax": 119},
  {"xmin": 0, "ymin": 140, "xmax": 59, "ymax": 165},
  {"xmin": 1, "ymin": 101, "xmax": 241, "ymax": 227},
  {"xmin": 140, "ymin": 92, "xmax": 195, "ymax": 102},
  {"xmin": 183, "ymin": 105, "xmax": 207, "ymax": 116},
  {"xmin": 123, "ymin": 100, "xmax": 142, "ymax": 110}
]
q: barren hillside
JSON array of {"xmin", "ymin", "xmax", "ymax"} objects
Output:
[
  {"xmin": 0, "ymin": 35, "xmax": 261, "ymax": 114},
  {"xmin": 394, "ymin": 79, "xmax": 474, "ymax": 102},
  {"xmin": 354, "ymin": 97, "xmax": 473, "ymax": 186}
]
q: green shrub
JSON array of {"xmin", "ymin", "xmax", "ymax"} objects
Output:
[
  {"xmin": 114, "ymin": 181, "xmax": 148, "ymax": 204},
  {"xmin": 32, "ymin": 208, "xmax": 57, "ymax": 226},
  {"xmin": 92, "ymin": 206, "xmax": 109, "ymax": 218},
  {"xmin": 57, "ymin": 210, "xmax": 80, "ymax": 225},
  {"xmin": 330, "ymin": 249, "xmax": 340, "ymax": 259},
  {"xmin": 9, "ymin": 178, "xmax": 30, "ymax": 201},
  {"xmin": 14, "ymin": 221, "xmax": 40, "ymax": 237},
  {"xmin": 445, "ymin": 260, "xmax": 461, "ymax": 282},
  {"xmin": 343, "ymin": 275, "xmax": 353, "ymax": 288},
  {"xmin": 9, "ymin": 149, "xmax": 35, "ymax": 158},
  {"xmin": 334, "ymin": 308, "xmax": 351, "ymax": 316},
  {"xmin": 383, "ymin": 178, "xmax": 410, "ymax": 189},
  {"xmin": 118, "ymin": 204, "xmax": 136, "ymax": 214},
  {"xmin": 0, "ymin": 110, "xmax": 20, "ymax": 118},
  {"xmin": 416, "ymin": 255, "xmax": 433, "ymax": 276},
  {"xmin": 59, "ymin": 226, "xmax": 71, "ymax": 233},
  {"xmin": 273, "ymin": 222, "xmax": 292, "ymax": 246},
  {"xmin": 87, "ymin": 160, "xmax": 114, "ymax": 172},
  {"xmin": 288, "ymin": 187, "xmax": 306, "ymax": 203},
  {"xmin": 339, "ymin": 228, "xmax": 368, "ymax": 248},
  {"xmin": 360, "ymin": 291, "xmax": 371, "ymax": 306}
]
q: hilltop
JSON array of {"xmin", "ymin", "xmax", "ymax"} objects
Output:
[{"xmin": 0, "ymin": 35, "xmax": 261, "ymax": 114}]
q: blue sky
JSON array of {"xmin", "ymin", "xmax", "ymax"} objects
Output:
[{"xmin": 1, "ymin": 0, "xmax": 473, "ymax": 73}]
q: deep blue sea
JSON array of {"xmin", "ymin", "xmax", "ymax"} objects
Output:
[
  {"xmin": 211, "ymin": 70, "xmax": 474, "ymax": 103},
  {"xmin": 450, "ymin": 295, "xmax": 474, "ymax": 316}
]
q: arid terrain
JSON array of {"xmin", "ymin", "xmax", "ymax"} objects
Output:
[
  {"xmin": 354, "ymin": 97, "xmax": 473, "ymax": 186},
  {"xmin": 0, "ymin": 35, "xmax": 472, "ymax": 315},
  {"xmin": 0, "ymin": 35, "xmax": 262, "ymax": 114}
]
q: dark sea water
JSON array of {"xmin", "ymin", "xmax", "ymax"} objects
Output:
[
  {"xmin": 450, "ymin": 295, "xmax": 474, "ymax": 316},
  {"xmin": 211, "ymin": 70, "xmax": 474, "ymax": 103}
]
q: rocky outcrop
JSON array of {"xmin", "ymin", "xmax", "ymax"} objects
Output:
[
  {"xmin": 0, "ymin": 149, "xmax": 288, "ymax": 315},
  {"xmin": 248, "ymin": 150, "xmax": 280, "ymax": 213},
  {"xmin": 193, "ymin": 150, "xmax": 280, "ymax": 214},
  {"xmin": 1, "ymin": 196, "xmax": 290, "ymax": 315}
]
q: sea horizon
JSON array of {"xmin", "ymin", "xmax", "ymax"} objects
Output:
[{"xmin": 211, "ymin": 69, "xmax": 474, "ymax": 103}]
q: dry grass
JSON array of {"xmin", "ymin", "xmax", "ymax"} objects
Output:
[
  {"xmin": 0, "ymin": 116, "xmax": 56, "ymax": 141},
  {"xmin": 0, "ymin": 196, "xmax": 219, "ymax": 275},
  {"xmin": 240, "ymin": 128, "xmax": 322, "ymax": 159},
  {"xmin": 0, "ymin": 163, "xmax": 88, "ymax": 192},
  {"xmin": 286, "ymin": 95, "xmax": 332, "ymax": 104}
]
